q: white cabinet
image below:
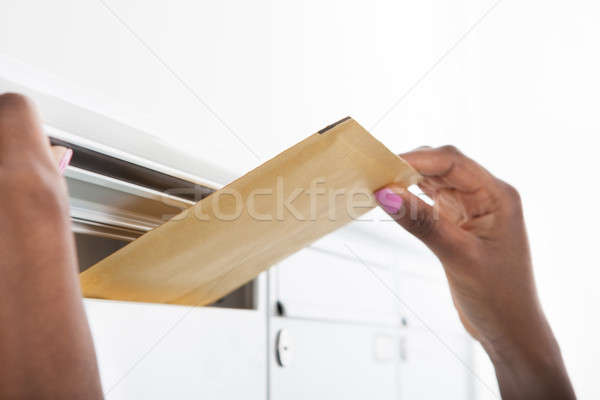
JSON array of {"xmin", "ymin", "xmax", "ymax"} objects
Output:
[
  {"xmin": 269, "ymin": 320, "xmax": 474, "ymax": 400},
  {"xmin": 270, "ymin": 317, "xmax": 401, "ymax": 400},
  {"xmin": 85, "ymin": 296, "xmax": 267, "ymax": 400},
  {"xmin": 270, "ymin": 215, "xmax": 475, "ymax": 399}
]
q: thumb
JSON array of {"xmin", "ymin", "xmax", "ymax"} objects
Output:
[{"xmin": 374, "ymin": 185, "xmax": 467, "ymax": 259}]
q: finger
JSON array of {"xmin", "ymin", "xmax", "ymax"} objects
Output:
[
  {"xmin": 374, "ymin": 184, "xmax": 473, "ymax": 259},
  {"xmin": 0, "ymin": 93, "xmax": 50, "ymax": 162},
  {"xmin": 50, "ymin": 146, "xmax": 73, "ymax": 174},
  {"xmin": 400, "ymin": 145, "xmax": 495, "ymax": 192},
  {"xmin": 415, "ymin": 179, "xmax": 437, "ymax": 199}
]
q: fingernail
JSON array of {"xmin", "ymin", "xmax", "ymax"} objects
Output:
[
  {"xmin": 58, "ymin": 148, "xmax": 73, "ymax": 174},
  {"xmin": 374, "ymin": 187, "xmax": 404, "ymax": 214}
]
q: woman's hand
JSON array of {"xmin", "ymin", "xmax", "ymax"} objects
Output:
[
  {"xmin": 0, "ymin": 93, "xmax": 102, "ymax": 399},
  {"xmin": 375, "ymin": 146, "xmax": 575, "ymax": 400}
]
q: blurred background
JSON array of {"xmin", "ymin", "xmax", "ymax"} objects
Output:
[{"xmin": 1, "ymin": 0, "xmax": 599, "ymax": 398}]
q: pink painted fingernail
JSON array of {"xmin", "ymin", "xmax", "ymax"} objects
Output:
[
  {"xmin": 58, "ymin": 148, "xmax": 73, "ymax": 174},
  {"xmin": 374, "ymin": 187, "xmax": 404, "ymax": 214}
]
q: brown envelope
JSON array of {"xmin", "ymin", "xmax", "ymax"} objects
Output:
[{"xmin": 80, "ymin": 117, "xmax": 421, "ymax": 306}]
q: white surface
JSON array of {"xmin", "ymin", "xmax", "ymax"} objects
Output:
[
  {"xmin": 269, "ymin": 317, "xmax": 401, "ymax": 400},
  {"xmin": 272, "ymin": 213, "xmax": 453, "ymax": 327},
  {"xmin": 275, "ymin": 246, "xmax": 401, "ymax": 325},
  {"xmin": 270, "ymin": 318, "xmax": 474, "ymax": 400},
  {"xmin": 85, "ymin": 299, "xmax": 267, "ymax": 400},
  {"xmin": 0, "ymin": 0, "xmax": 268, "ymax": 176},
  {"xmin": 398, "ymin": 328, "xmax": 474, "ymax": 400},
  {"xmin": 2, "ymin": 0, "xmax": 599, "ymax": 397}
]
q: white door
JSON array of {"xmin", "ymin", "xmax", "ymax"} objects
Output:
[
  {"xmin": 86, "ymin": 289, "xmax": 267, "ymax": 399},
  {"xmin": 270, "ymin": 317, "xmax": 401, "ymax": 400}
]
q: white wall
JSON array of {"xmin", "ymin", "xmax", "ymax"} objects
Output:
[{"xmin": 1, "ymin": 0, "xmax": 599, "ymax": 397}]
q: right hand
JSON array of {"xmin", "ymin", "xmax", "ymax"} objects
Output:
[{"xmin": 375, "ymin": 145, "xmax": 575, "ymax": 399}]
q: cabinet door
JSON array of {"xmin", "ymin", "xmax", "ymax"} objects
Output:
[
  {"xmin": 274, "ymin": 246, "xmax": 401, "ymax": 325},
  {"xmin": 85, "ymin": 299, "xmax": 266, "ymax": 400},
  {"xmin": 398, "ymin": 328, "xmax": 474, "ymax": 400},
  {"xmin": 272, "ymin": 211, "xmax": 447, "ymax": 327},
  {"xmin": 270, "ymin": 317, "xmax": 401, "ymax": 400}
]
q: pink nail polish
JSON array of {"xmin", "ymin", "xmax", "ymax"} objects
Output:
[
  {"xmin": 374, "ymin": 187, "xmax": 404, "ymax": 214},
  {"xmin": 58, "ymin": 148, "xmax": 73, "ymax": 174}
]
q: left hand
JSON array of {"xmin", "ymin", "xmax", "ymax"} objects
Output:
[{"xmin": 0, "ymin": 92, "xmax": 102, "ymax": 399}]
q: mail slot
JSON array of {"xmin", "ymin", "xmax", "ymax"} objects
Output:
[{"xmin": 59, "ymin": 136, "xmax": 256, "ymax": 310}]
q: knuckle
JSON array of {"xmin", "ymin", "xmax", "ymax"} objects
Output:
[
  {"xmin": 503, "ymin": 182, "xmax": 521, "ymax": 201},
  {"xmin": 439, "ymin": 145, "xmax": 462, "ymax": 156},
  {"xmin": 0, "ymin": 92, "xmax": 32, "ymax": 112},
  {"xmin": 499, "ymin": 181, "xmax": 523, "ymax": 213}
]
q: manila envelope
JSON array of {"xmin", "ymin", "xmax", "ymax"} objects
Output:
[{"xmin": 80, "ymin": 117, "xmax": 421, "ymax": 306}]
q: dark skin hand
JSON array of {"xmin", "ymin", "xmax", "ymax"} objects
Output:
[
  {"xmin": 0, "ymin": 92, "xmax": 574, "ymax": 399},
  {"xmin": 375, "ymin": 146, "xmax": 576, "ymax": 399},
  {"xmin": 0, "ymin": 93, "xmax": 102, "ymax": 399}
]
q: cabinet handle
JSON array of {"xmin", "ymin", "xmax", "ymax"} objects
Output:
[{"xmin": 275, "ymin": 329, "xmax": 294, "ymax": 368}]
